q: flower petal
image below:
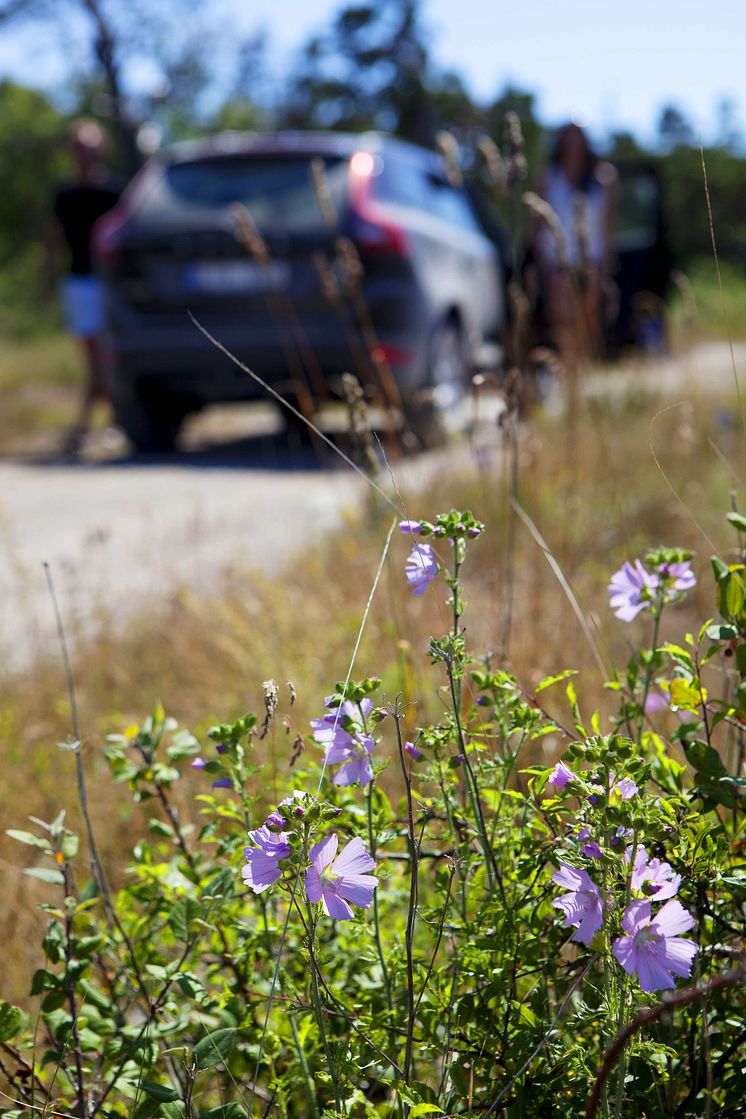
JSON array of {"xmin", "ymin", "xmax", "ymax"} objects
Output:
[
  {"xmin": 651, "ymin": 899, "xmax": 695, "ymax": 937},
  {"xmin": 337, "ymin": 873, "xmax": 378, "ymax": 908},
  {"xmin": 322, "ymin": 888, "xmax": 354, "ymax": 920},
  {"xmin": 305, "ymin": 865, "xmax": 323, "ymax": 904},
  {"xmin": 635, "ymin": 947, "xmax": 675, "ymax": 992},
  {"xmin": 621, "ymin": 899, "xmax": 651, "ymax": 936},
  {"xmin": 330, "ymin": 836, "xmax": 376, "ymax": 877},
  {"xmin": 310, "ymin": 833, "xmax": 338, "ymax": 872}
]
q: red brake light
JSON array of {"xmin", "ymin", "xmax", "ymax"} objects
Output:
[{"xmin": 348, "ymin": 152, "xmax": 407, "ymax": 258}]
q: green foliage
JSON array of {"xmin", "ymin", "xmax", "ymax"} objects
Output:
[{"xmin": 1, "ymin": 509, "xmax": 744, "ymax": 1118}]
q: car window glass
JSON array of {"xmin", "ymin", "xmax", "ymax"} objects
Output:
[
  {"xmin": 427, "ymin": 178, "xmax": 482, "ymax": 233},
  {"xmin": 616, "ymin": 174, "xmax": 659, "ymax": 251},
  {"xmin": 374, "ymin": 158, "xmax": 482, "ymax": 233},
  {"xmin": 373, "ymin": 159, "xmax": 432, "ymax": 209},
  {"xmin": 164, "ymin": 156, "xmax": 347, "ymax": 231}
]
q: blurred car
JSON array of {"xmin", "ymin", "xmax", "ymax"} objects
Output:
[{"xmin": 94, "ymin": 131, "xmax": 506, "ymax": 450}]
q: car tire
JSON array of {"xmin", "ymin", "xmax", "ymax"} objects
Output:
[
  {"xmin": 113, "ymin": 380, "xmax": 186, "ymax": 454},
  {"xmin": 404, "ymin": 319, "xmax": 470, "ymax": 450}
]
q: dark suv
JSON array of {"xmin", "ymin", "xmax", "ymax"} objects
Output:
[{"xmin": 94, "ymin": 131, "xmax": 505, "ymax": 450}]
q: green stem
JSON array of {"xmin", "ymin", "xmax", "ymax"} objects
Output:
[
  {"xmin": 367, "ymin": 780, "xmax": 393, "ymax": 1018},
  {"xmin": 637, "ymin": 599, "xmax": 663, "ymax": 740},
  {"xmin": 393, "ymin": 715, "xmax": 418, "ymax": 1084},
  {"xmin": 446, "ymin": 662, "xmax": 505, "ymax": 905},
  {"xmin": 305, "ymin": 898, "xmax": 341, "ymax": 1112}
]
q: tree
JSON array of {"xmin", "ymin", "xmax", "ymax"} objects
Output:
[
  {"xmin": 657, "ymin": 103, "xmax": 694, "ymax": 152},
  {"xmin": 281, "ymin": 0, "xmax": 433, "ymax": 143}
]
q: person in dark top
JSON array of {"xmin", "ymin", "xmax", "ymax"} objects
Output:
[{"xmin": 48, "ymin": 119, "xmax": 120, "ymax": 454}]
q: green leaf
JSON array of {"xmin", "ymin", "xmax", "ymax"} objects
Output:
[
  {"xmin": 192, "ymin": 1027, "xmax": 236, "ymax": 1070},
  {"xmin": 5, "ymin": 829, "xmax": 51, "ymax": 850},
  {"xmin": 137, "ymin": 1081, "xmax": 180, "ymax": 1103},
  {"xmin": 167, "ymin": 898, "xmax": 201, "ymax": 942},
  {"xmin": 0, "ymin": 1002, "xmax": 24, "ymax": 1043},
  {"xmin": 684, "ymin": 740, "xmax": 727, "ymax": 778},
  {"xmin": 410, "ymin": 1106, "xmax": 444, "ymax": 1118},
  {"xmin": 23, "ymin": 867, "xmax": 65, "ymax": 885},
  {"xmin": 726, "ymin": 512, "xmax": 746, "ymax": 534},
  {"xmin": 535, "ymin": 669, "xmax": 577, "ymax": 695}
]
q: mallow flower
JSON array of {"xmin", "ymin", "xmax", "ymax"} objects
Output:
[
  {"xmin": 552, "ymin": 863, "xmax": 605, "ymax": 945},
  {"xmin": 306, "ymin": 834, "xmax": 377, "ymax": 920},
  {"xmin": 405, "ymin": 544, "xmax": 437, "ymax": 596},
  {"xmin": 613, "ymin": 899, "xmax": 697, "ymax": 991},
  {"xmin": 310, "ymin": 698, "xmax": 376, "ymax": 786},
  {"xmin": 626, "ymin": 845, "xmax": 681, "ymax": 900},
  {"xmin": 242, "ymin": 825, "xmax": 291, "ymax": 894},
  {"xmin": 549, "ymin": 760, "xmax": 573, "ymax": 789},
  {"xmin": 608, "ymin": 560, "xmax": 659, "ymax": 622},
  {"xmin": 399, "ymin": 519, "xmax": 423, "ymax": 535},
  {"xmin": 657, "ymin": 559, "xmax": 696, "ymax": 593}
]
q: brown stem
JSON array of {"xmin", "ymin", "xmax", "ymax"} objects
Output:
[{"xmin": 585, "ymin": 963, "xmax": 746, "ymax": 1119}]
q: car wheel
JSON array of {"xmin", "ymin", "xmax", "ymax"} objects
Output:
[
  {"xmin": 404, "ymin": 320, "xmax": 469, "ymax": 450},
  {"xmin": 113, "ymin": 380, "xmax": 186, "ymax": 454}
]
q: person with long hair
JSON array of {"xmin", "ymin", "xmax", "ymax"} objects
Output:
[{"xmin": 533, "ymin": 122, "xmax": 617, "ymax": 366}]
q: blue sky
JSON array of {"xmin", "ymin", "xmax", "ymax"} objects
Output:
[{"xmin": 0, "ymin": 0, "xmax": 743, "ymax": 145}]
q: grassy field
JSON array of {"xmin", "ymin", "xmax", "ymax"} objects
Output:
[{"xmin": 2, "ymin": 359, "xmax": 744, "ymax": 1001}]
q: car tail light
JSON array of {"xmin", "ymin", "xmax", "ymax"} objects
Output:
[
  {"xmin": 348, "ymin": 151, "xmax": 407, "ymax": 258},
  {"xmin": 371, "ymin": 343, "xmax": 414, "ymax": 368}
]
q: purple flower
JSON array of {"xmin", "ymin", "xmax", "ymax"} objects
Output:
[
  {"xmin": 608, "ymin": 560, "xmax": 659, "ymax": 622},
  {"xmin": 549, "ymin": 761, "xmax": 573, "ymax": 789},
  {"xmin": 552, "ymin": 863, "xmax": 605, "ymax": 945},
  {"xmin": 611, "ymin": 826, "xmax": 633, "ymax": 848},
  {"xmin": 242, "ymin": 825, "xmax": 291, "ymax": 894},
  {"xmin": 645, "ymin": 690, "xmax": 670, "ymax": 715},
  {"xmin": 405, "ymin": 544, "xmax": 437, "ymax": 596},
  {"xmin": 613, "ymin": 776, "xmax": 639, "ymax": 801},
  {"xmin": 467, "ymin": 526, "xmax": 482, "ymax": 538},
  {"xmin": 212, "ymin": 778, "xmax": 233, "ymax": 789},
  {"xmin": 311, "ymin": 698, "xmax": 376, "ymax": 786},
  {"xmin": 626, "ymin": 845, "xmax": 681, "ymax": 900},
  {"xmin": 305, "ymin": 834, "xmax": 377, "ymax": 920},
  {"xmin": 658, "ymin": 560, "xmax": 696, "ymax": 593},
  {"xmin": 264, "ymin": 811, "xmax": 284, "ymax": 831},
  {"xmin": 191, "ymin": 757, "xmax": 206, "ymax": 769},
  {"xmin": 404, "ymin": 740, "xmax": 422, "ymax": 759},
  {"xmin": 399, "ymin": 519, "xmax": 423, "ymax": 535},
  {"xmin": 582, "ymin": 841, "xmax": 603, "ymax": 859},
  {"xmin": 577, "ymin": 826, "xmax": 592, "ymax": 841},
  {"xmin": 613, "ymin": 899, "xmax": 697, "ymax": 991},
  {"xmin": 589, "ymin": 774, "xmax": 639, "ymax": 802}
]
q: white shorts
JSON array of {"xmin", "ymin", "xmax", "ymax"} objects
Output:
[{"xmin": 61, "ymin": 275, "xmax": 105, "ymax": 338}]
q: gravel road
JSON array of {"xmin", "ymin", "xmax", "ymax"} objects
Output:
[{"xmin": 0, "ymin": 341, "xmax": 742, "ymax": 672}]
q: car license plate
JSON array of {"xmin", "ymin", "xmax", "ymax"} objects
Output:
[{"xmin": 184, "ymin": 260, "xmax": 289, "ymax": 294}]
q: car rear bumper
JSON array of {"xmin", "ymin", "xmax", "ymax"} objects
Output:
[{"xmin": 107, "ymin": 311, "xmax": 430, "ymax": 405}]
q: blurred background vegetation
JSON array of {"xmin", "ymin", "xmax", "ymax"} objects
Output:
[{"xmin": 1, "ymin": 0, "xmax": 745, "ymax": 340}]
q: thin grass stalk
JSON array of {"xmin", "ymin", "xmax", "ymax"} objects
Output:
[{"xmin": 392, "ymin": 712, "xmax": 418, "ymax": 1083}]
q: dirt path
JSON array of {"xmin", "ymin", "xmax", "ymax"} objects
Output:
[{"xmin": 1, "ymin": 341, "xmax": 742, "ymax": 673}]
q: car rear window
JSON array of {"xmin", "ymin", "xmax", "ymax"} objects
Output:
[
  {"xmin": 164, "ymin": 155, "xmax": 348, "ymax": 231},
  {"xmin": 373, "ymin": 159, "xmax": 483, "ymax": 234}
]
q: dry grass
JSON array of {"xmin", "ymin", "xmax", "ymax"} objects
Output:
[{"xmin": 1, "ymin": 366, "xmax": 744, "ymax": 1001}]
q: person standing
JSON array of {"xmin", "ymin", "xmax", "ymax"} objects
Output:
[
  {"xmin": 48, "ymin": 119, "xmax": 120, "ymax": 454},
  {"xmin": 533, "ymin": 122, "xmax": 617, "ymax": 367}
]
